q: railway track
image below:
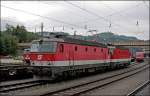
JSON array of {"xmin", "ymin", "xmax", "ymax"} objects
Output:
[
  {"xmin": 0, "ymin": 63, "xmax": 33, "ymax": 82},
  {"xmin": 0, "ymin": 62, "xmax": 146, "ymax": 95},
  {"xmin": 127, "ymin": 80, "xmax": 150, "ymax": 96},
  {"xmin": 0, "ymin": 79, "xmax": 46, "ymax": 93},
  {"xmin": 40, "ymin": 63, "xmax": 149, "ymax": 96},
  {"xmin": 0, "ymin": 63, "xmax": 27, "ymax": 68}
]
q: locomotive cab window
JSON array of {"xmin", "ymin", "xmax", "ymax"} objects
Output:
[{"xmin": 30, "ymin": 41, "xmax": 57, "ymax": 52}]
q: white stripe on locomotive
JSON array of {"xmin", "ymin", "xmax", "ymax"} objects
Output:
[{"xmin": 30, "ymin": 58, "xmax": 131, "ymax": 67}]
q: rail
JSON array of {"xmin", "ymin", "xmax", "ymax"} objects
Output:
[
  {"xmin": 40, "ymin": 63, "xmax": 149, "ymax": 96},
  {"xmin": 127, "ymin": 80, "xmax": 150, "ymax": 96},
  {"xmin": 0, "ymin": 79, "xmax": 46, "ymax": 93}
]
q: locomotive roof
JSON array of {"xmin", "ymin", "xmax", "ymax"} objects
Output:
[
  {"xmin": 33, "ymin": 37, "xmax": 107, "ymax": 47},
  {"xmin": 115, "ymin": 45, "xmax": 129, "ymax": 50},
  {"xmin": 33, "ymin": 36, "xmax": 128, "ymax": 49},
  {"xmin": 61, "ymin": 37, "xmax": 107, "ymax": 47},
  {"xmin": 106, "ymin": 42, "xmax": 129, "ymax": 50},
  {"xmin": 61, "ymin": 37, "xmax": 128, "ymax": 49},
  {"xmin": 109, "ymin": 45, "xmax": 129, "ymax": 50}
]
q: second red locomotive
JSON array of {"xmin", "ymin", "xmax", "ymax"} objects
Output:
[
  {"xmin": 135, "ymin": 52, "xmax": 144, "ymax": 62},
  {"xmin": 23, "ymin": 34, "xmax": 131, "ymax": 79}
]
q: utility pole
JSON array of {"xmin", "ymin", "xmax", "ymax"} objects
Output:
[
  {"xmin": 84, "ymin": 25, "xmax": 87, "ymax": 29},
  {"xmin": 136, "ymin": 20, "xmax": 139, "ymax": 26},
  {"xmin": 74, "ymin": 30, "xmax": 77, "ymax": 38},
  {"xmin": 88, "ymin": 29, "xmax": 98, "ymax": 42},
  {"xmin": 41, "ymin": 23, "xmax": 44, "ymax": 37},
  {"xmin": 109, "ymin": 23, "xmax": 112, "ymax": 32},
  {"xmin": 109, "ymin": 16, "xmax": 112, "ymax": 32},
  {"xmin": 35, "ymin": 27, "xmax": 36, "ymax": 33},
  {"xmin": 53, "ymin": 26, "xmax": 55, "ymax": 31}
]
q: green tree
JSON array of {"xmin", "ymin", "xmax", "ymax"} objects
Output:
[
  {"xmin": 0, "ymin": 33, "xmax": 17, "ymax": 55},
  {"xmin": 0, "ymin": 24, "xmax": 39, "ymax": 56},
  {"xmin": 4, "ymin": 24, "xmax": 39, "ymax": 43}
]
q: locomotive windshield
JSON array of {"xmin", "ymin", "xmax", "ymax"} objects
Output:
[{"xmin": 30, "ymin": 41, "xmax": 57, "ymax": 52}]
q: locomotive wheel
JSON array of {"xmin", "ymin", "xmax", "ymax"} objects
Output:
[
  {"xmin": 75, "ymin": 69, "xmax": 81, "ymax": 77},
  {"xmin": 63, "ymin": 71, "xmax": 69, "ymax": 79},
  {"xmin": 70, "ymin": 70, "xmax": 76, "ymax": 77}
]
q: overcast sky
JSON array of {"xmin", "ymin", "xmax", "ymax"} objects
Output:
[{"xmin": 1, "ymin": 1, "xmax": 149, "ymax": 40}]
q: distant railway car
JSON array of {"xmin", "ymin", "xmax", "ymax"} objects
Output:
[
  {"xmin": 110, "ymin": 46, "xmax": 131, "ymax": 68},
  {"xmin": 135, "ymin": 52, "xmax": 144, "ymax": 62},
  {"xmin": 129, "ymin": 47, "xmax": 143, "ymax": 62},
  {"xmin": 23, "ymin": 34, "xmax": 131, "ymax": 79}
]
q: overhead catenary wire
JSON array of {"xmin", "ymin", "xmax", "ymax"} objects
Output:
[
  {"xmin": 143, "ymin": 0, "xmax": 149, "ymax": 9},
  {"xmin": 41, "ymin": 2, "xmax": 93, "ymax": 31},
  {"xmin": 1, "ymin": 19, "xmax": 39, "ymax": 30},
  {"xmin": 41, "ymin": 2, "xmax": 90, "ymax": 20},
  {"xmin": 135, "ymin": 20, "xmax": 144, "ymax": 34},
  {"xmin": 106, "ymin": 2, "xmax": 143, "ymax": 17},
  {"xmin": 65, "ymin": 1, "xmax": 116, "ymax": 33},
  {"xmin": 1, "ymin": 5, "xmax": 85, "ymax": 30},
  {"xmin": 66, "ymin": 1, "xmax": 147, "ymax": 35},
  {"xmin": 2, "ymin": 2, "xmax": 147, "ymax": 35},
  {"xmin": 76, "ymin": 2, "xmax": 143, "ymax": 24},
  {"xmin": 1, "ymin": 18, "xmax": 55, "ymax": 33},
  {"xmin": 100, "ymin": 2, "xmax": 141, "ymax": 26},
  {"xmin": 65, "ymin": 1, "xmax": 134, "ymax": 32}
]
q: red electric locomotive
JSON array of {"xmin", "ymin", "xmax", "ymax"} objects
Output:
[
  {"xmin": 135, "ymin": 52, "xmax": 144, "ymax": 62},
  {"xmin": 23, "ymin": 35, "xmax": 131, "ymax": 79}
]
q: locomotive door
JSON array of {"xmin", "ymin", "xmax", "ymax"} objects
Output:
[
  {"xmin": 68, "ymin": 45, "xmax": 74, "ymax": 67},
  {"xmin": 108, "ymin": 46, "xmax": 115, "ymax": 67},
  {"xmin": 59, "ymin": 43, "xmax": 74, "ymax": 67},
  {"xmin": 109, "ymin": 47, "xmax": 114, "ymax": 58}
]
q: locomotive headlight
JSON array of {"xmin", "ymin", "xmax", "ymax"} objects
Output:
[{"xmin": 25, "ymin": 55, "xmax": 30, "ymax": 59}]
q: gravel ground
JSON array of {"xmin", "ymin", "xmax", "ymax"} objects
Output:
[
  {"xmin": 9, "ymin": 62, "xmax": 147, "ymax": 96},
  {"xmin": 0, "ymin": 78, "xmax": 38, "ymax": 87},
  {"xmin": 81, "ymin": 67, "xmax": 149, "ymax": 96}
]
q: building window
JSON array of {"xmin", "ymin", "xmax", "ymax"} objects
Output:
[
  {"xmin": 75, "ymin": 46, "xmax": 78, "ymax": 51},
  {"xmin": 60, "ymin": 44, "xmax": 64, "ymax": 52}
]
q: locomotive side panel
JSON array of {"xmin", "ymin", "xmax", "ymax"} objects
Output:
[
  {"xmin": 54, "ymin": 42, "xmax": 109, "ymax": 65},
  {"xmin": 50, "ymin": 42, "xmax": 110, "ymax": 77}
]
